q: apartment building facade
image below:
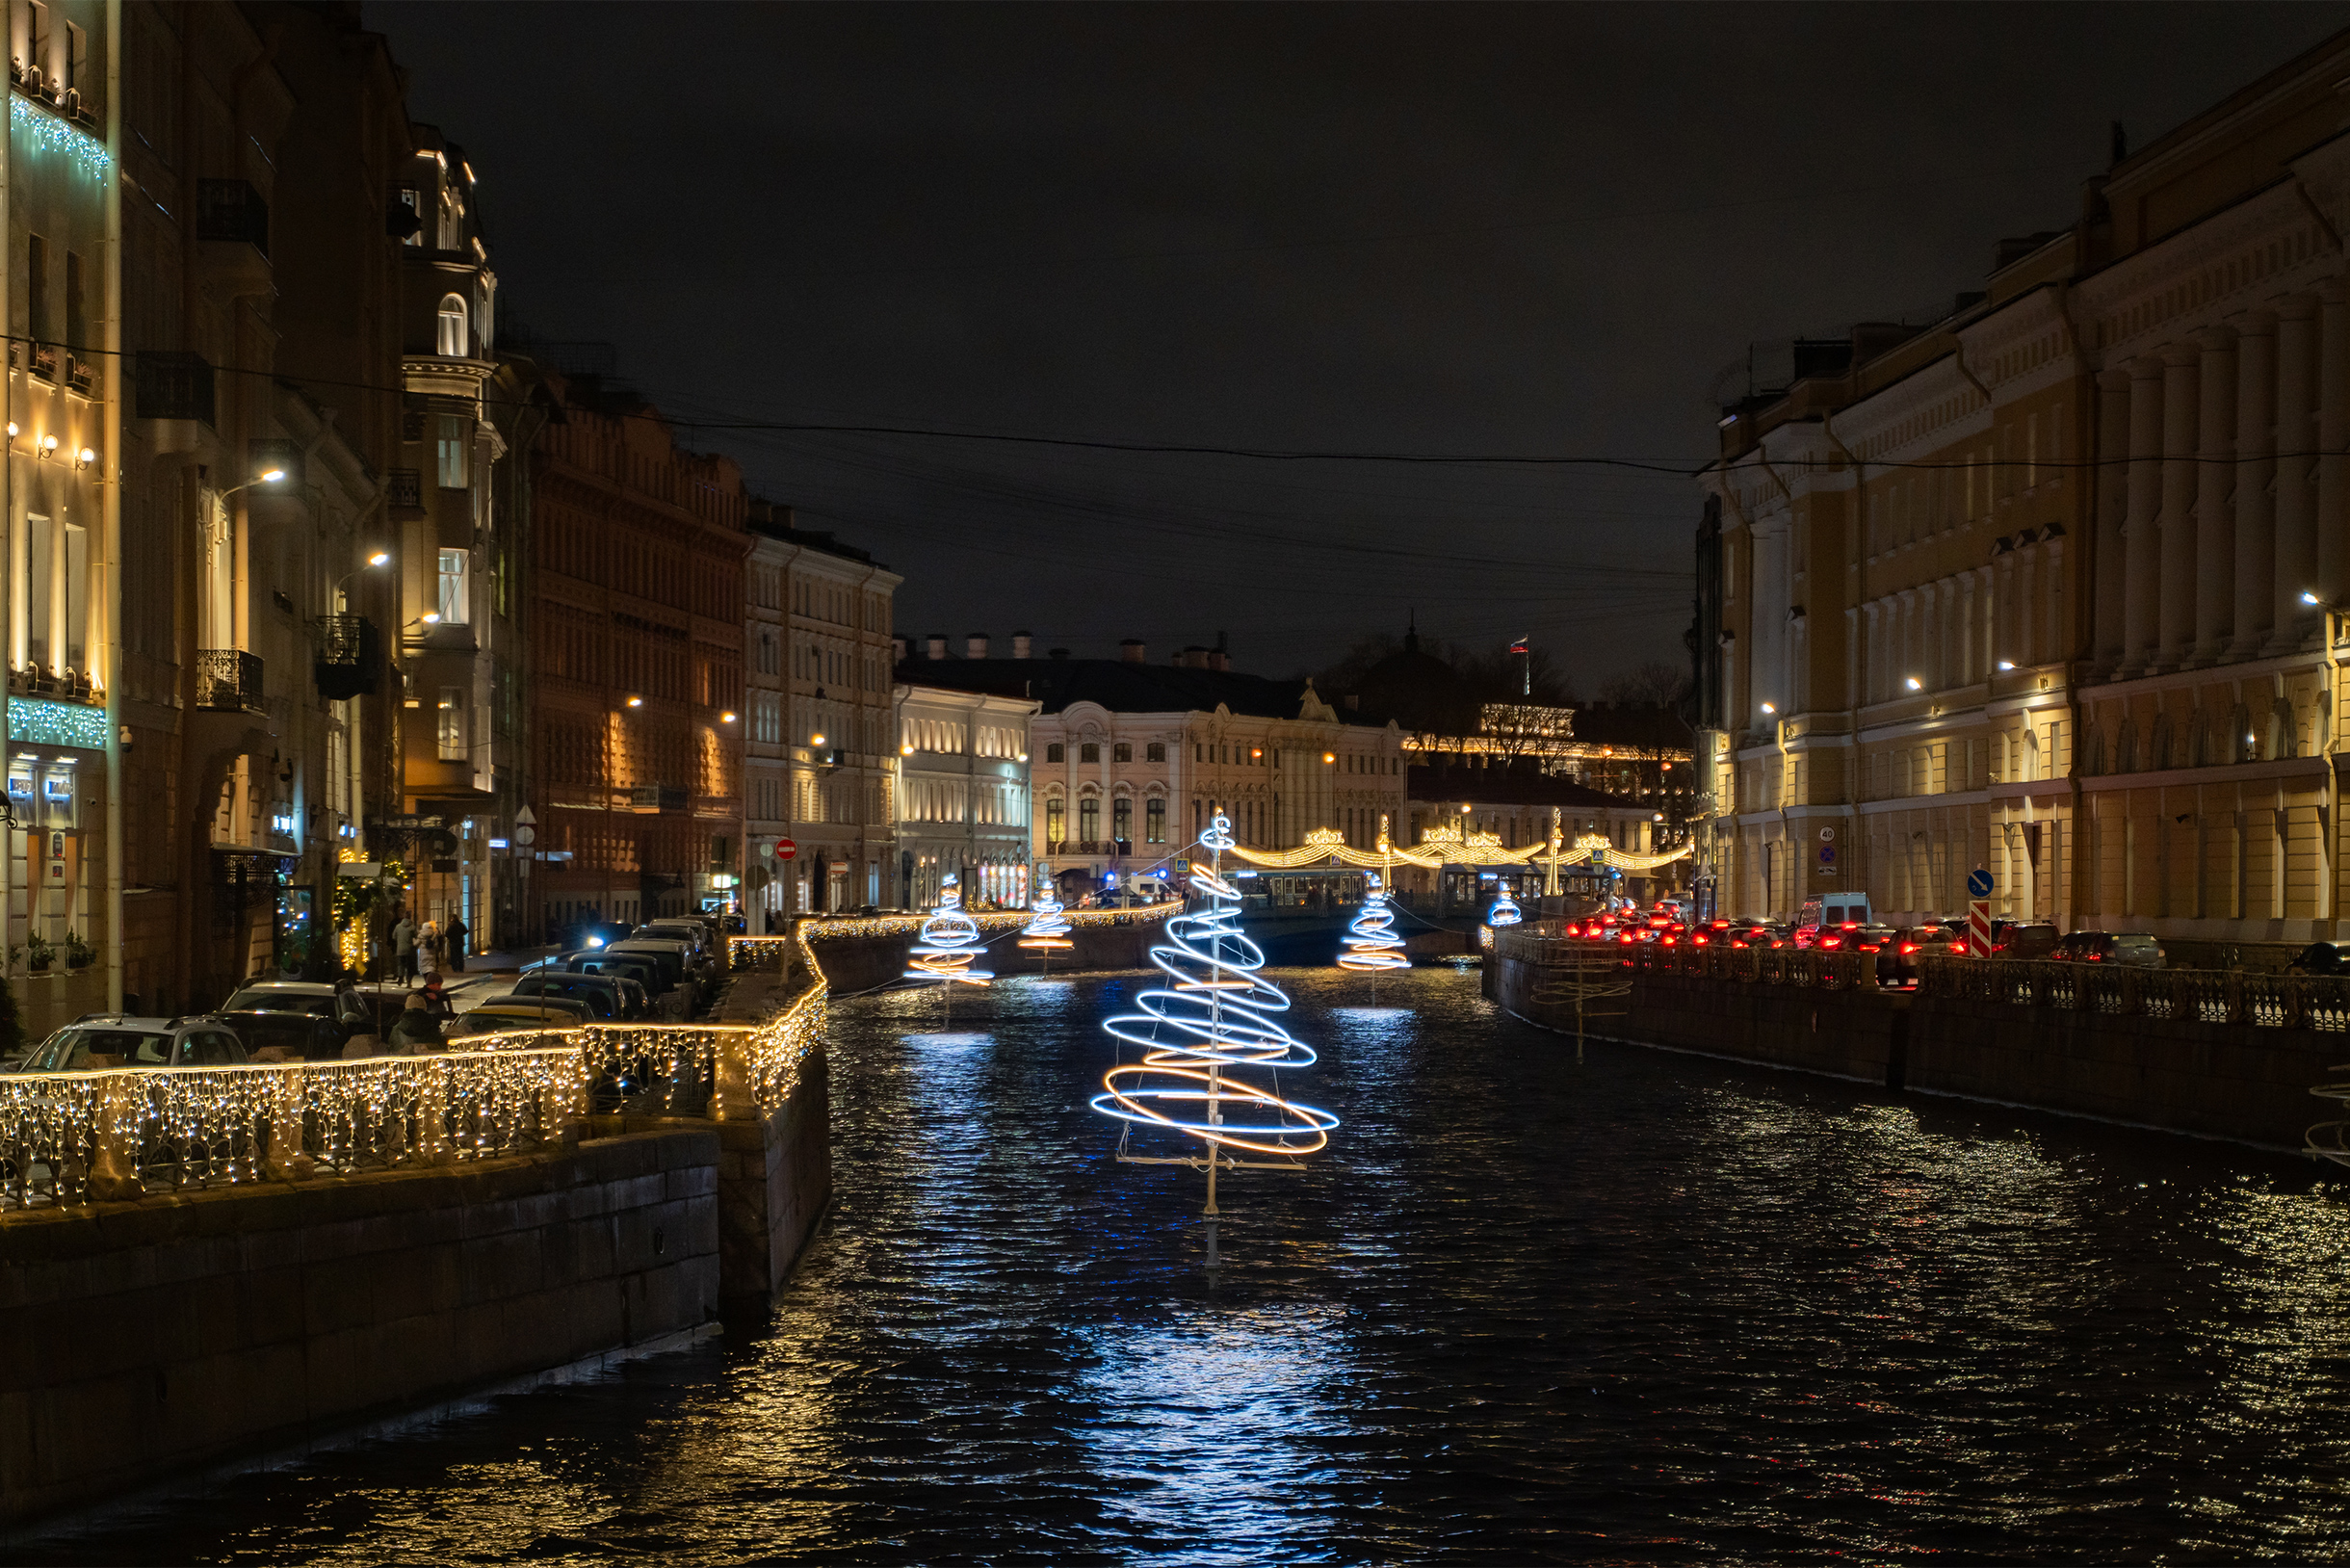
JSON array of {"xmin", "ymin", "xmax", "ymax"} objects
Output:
[
  {"xmin": 895, "ymin": 677, "xmax": 1038, "ymax": 910},
  {"xmin": 743, "ymin": 507, "xmax": 900, "ymax": 918},
  {"xmin": 1699, "ymin": 26, "xmax": 2350, "ymax": 943},
  {"xmin": 529, "ymin": 382, "xmax": 745, "ymax": 936}
]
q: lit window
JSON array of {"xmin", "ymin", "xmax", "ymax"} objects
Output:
[
  {"xmin": 436, "ymin": 548, "xmax": 470, "ymax": 624},
  {"xmin": 437, "ymin": 688, "xmax": 466, "ymax": 761},
  {"xmin": 436, "ymin": 415, "xmax": 469, "ymax": 489},
  {"xmin": 1146, "ymin": 797, "xmax": 1166, "ymax": 843},
  {"xmin": 437, "ymin": 294, "xmax": 469, "ymax": 356}
]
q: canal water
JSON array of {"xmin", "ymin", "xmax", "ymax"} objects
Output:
[{"xmin": 24, "ymin": 965, "xmax": 2350, "ymax": 1563}]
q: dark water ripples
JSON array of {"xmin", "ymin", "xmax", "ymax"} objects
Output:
[{"xmin": 22, "ymin": 967, "xmax": 2350, "ymax": 1563}]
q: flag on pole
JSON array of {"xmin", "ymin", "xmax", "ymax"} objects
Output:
[{"xmin": 1509, "ymin": 638, "xmax": 1529, "ymax": 654}]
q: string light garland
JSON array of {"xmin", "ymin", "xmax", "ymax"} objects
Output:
[
  {"xmin": 1018, "ymin": 888, "xmax": 1074, "ymax": 971},
  {"xmin": 1217, "ymin": 823, "xmax": 1692, "ymax": 874},
  {"xmin": 1094, "ymin": 813, "xmax": 1338, "ymax": 1245}
]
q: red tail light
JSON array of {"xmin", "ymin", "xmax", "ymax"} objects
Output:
[
  {"xmin": 1692, "ymin": 933, "xmax": 1710, "ymax": 945},
  {"xmin": 1820, "ymin": 936, "xmax": 1841, "ymax": 949},
  {"xmin": 2086, "ymin": 953, "xmax": 2101, "ymax": 960},
  {"xmin": 1899, "ymin": 943, "xmax": 1919, "ymax": 954},
  {"xmin": 1731, "ymin": 939, "xmax": 1748, "ymax": 948}
]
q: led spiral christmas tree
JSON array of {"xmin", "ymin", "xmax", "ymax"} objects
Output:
[
  {"xmin": 1337, "ymin": 871, "xmax": 1410, "ymax": 1003},
  {"xmin": 1017, "ymin": 887, "xmax": 1073, "ymax": 972},
  {"xmin": 1094, "ymin": 813, "xmax": 1337, "ymax": 1238},
  {"xmin": 1487, "ymin": 883, "xmax": 1524, "ymax": 927},
  {"xmin": 905, "ymin": 875, "xmax": 993, "ymax": 1025}
]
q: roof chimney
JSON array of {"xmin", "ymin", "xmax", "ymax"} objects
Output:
[
  {"xmin": 1119, "ymin": 639, "xmax": 1146, "ymax": 664},
  {"xmin": 927, "ymin": 635, "xmax": 947, "ymax": 660},
  {"xmin": 1210, "ymin": 650, "xmax": 1230, "ymax": 672},
  {"xmin": 966, "ymin": 633, "xmax": 989, "ymax": 660},
  {"xmin": 1011, "ymin": 631, "xmax": 1032, "ymax": 660}
]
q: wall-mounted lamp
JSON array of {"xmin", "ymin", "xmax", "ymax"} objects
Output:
[
  {"xmin": 811, "ymin": 733, "xmax": 826, "ymax": 745},
  {"xmin": 39, "ymin": 434, "xmax": 57, "ymax": 458},
  {"xmin": 1997, "ymin": 660, "xmax": 2015, "ymax": 671},
  {"xmin": 74, "ymin": 447, "xmax": 93, "ymax": 470},
  {"xmin": 1905, "ymin": 676, "xmax": 1923, "ymax": 691},
  {"xmin": 1760, "ymin": 702, "xmax": 1776, "ymax": 715},
  {"xmin": 719, "ymin": 711, "xmax": 737, "ymax": 723},
  {"xmin": 625, "ymin": 694, "xmax": 642, "ymax": 708}
]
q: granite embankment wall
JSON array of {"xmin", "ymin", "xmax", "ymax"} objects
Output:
[
  {"xmin": 1488, "ymin": 952, "xmax": 2337, "ymax": 1149},
  {"xmin": 0, "ymin": 1129, "xmax": 718, "ymax": 1529}
]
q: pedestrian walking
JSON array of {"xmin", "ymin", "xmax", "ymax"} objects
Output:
[
  {"xmin": 444, "ymin": 913, "xmax": 468, "ymax": 973},
  {"xmin": 421, "ymin": 917, "xmax": 443, "ymax": 973},
  {"xmin": 391, "ymin": 911, "xmax": 420, "ymax": 983}
]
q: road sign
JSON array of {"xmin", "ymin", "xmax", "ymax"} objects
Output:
[
  {"xmin": 513, "ymin": 824, "xmax": 535, "ymax": 848},
  {"xmin": 1819, "ymin": 827, "xmax": 1836, "ymax": 842},
  {"xmin": 1818, "ymin": 845, "xmax": 1836, "ymax": 865},
  {"xmin": 1968, "ymin": 899, "xmax": 1993, "ymax": 957},
  {"xmin": 775, "ymin": 837, "xmax": 797, "ymax": 862},
  {"xmin": 1967, "ymin": 867, "xmax": 1995, "ymax": 899}
]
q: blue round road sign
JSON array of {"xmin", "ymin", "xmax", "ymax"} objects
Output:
[{"xmin": 1968, "ymin": 868, "xmax": 1995, "ymax": 898}]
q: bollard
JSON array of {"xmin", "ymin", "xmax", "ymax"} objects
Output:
[
  {"xmin": 89, "ymin": 1076, "xmax": 144, "ymax": 1202},
  {"xmin": 264, "ymin": 1068, "xmax": 318, "ymax": 1181}
]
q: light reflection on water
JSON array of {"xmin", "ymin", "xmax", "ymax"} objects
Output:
[{"xmin": 20, "ymin": 966, "xmax": 2350, "ymax": 1563}]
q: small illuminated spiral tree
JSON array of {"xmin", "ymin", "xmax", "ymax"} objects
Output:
[
  {"xmin": 1337, "ymin": 871, "xmax": 1410, "ymax": 1004},
  {"xmin": 1487, "ymin": 883, "xmax": 1524, "ymax": 928},
  {"xmin": 904, "ymin": 875, "xmax": 993, "ymax": 1026},
  {"xmin": 1017, "ymin": 887, "xmax": 1073, "ymax": 973},
  {"xmin": 1094, "ymin": 813, "xmax": 1337, "ymax": 1227}
]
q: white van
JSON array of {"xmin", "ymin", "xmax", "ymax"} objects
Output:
[{"xmin": 1796, "ymin": 892, "xmax": 1870, "ymax": 934}]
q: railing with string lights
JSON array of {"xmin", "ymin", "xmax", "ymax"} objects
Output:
[
  {"xmin": 0, "ymin": 930, "xmax": 835, "ymax": 1214},
  {"xmin": 1489, "ymin": 923, "xmax": 1877, "ymax": 989},
  {"xmin": 0, "ymin": 1046, "xmax": 587, "ymax": 1212},
  {"xmin": 728, "ymin": 900, "xmax": 1185, "ymax": 970}
]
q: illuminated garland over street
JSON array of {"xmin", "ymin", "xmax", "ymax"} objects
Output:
[
  {"xmin": 1338, "ymin": 872, "xmax": 1410, "ymax": 975},
  {"xmin": 1220, "ymin": 823, "xmax": 1691, "ymax": 873},
  {"xmin": 1093, "ymin": 814, "xmax": 1338, "ymax": 1181}
]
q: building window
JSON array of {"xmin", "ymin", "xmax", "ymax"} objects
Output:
[
  {"xmin": 1046, "ymin": 743, "xmax": 1063, "ymax": 763},
  {"xmin": 436, "ymin": 415, "xmax": 469, "ymax": 488},
  {"xmin": 1046, "ymin": 797, "xmax": 1065, "ymax": 845},
  {"xmin": 436, "ymin": 548, "xmax": 470, "ymax": 624},
  {"xmin": 437, "ymin": 688, "xmax": 465, "ymax": 761},
  {"xmin": 1114, "ymin": 743, "xmax": 1132, "ymax": 763},
  {"xmin": 1080, "ymin": 797, "xmax": 1099, "ymax": 844},
  {"xmin": 1146, "ymin": 742, "xmax": 1165, "ymax": 762},
  {"xmin": 1112, "ymin": 797, "xmax": 1132, "ymax": 845},
  {"xmin": 437, "ymin": 293, "xmax": 469, "ymax": 356},
  {"xmin": 1146, "ymin": 797, "xmax": 1165, "ymax": 843},
  {"xmin": 1081, "ymin": 743, "xmax": 1099, "ymax": 764}
]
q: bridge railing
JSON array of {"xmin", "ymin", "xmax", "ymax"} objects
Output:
[
  {"xmin": 1490, "ymin": 924, "xmax": 1878, "ymax": 989},
  {"xmin": 1913, "ymin": 955, "xmax": 2350, "ymax": 1029},
  {"xmin": 728, "ymin": 900, "xmax": 1183, "ymax": 971},
  {"xmin": 0, "ymin": 927, "xmax": 835, "ymax": 1214}
]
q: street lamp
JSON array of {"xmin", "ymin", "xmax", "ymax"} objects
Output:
[
  {"xmin": 330, "ymin": 550, "xmax": 392, "ymax": 605},
  {"xmin": 219, "ymin": 467, "xmax": 287, "ymax": 502}
]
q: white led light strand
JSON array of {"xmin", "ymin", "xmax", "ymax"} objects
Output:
[
  {"xmin": 1337, "ymin": 871, "xmax": 1410, "ymax": 979},
  {"xmin": 1017, "ymin": 888, "xmax": 1074, "ymax": 967},
  {"xmin": 1093, "ymin": 814, "xmax": 1337, "ymax": 1166},
  {"xmin": 906, "ymin": 875, "xmax": 992, "ymax": 1025},
  {"xmin": 1487, "ymin": 885, "xmax": 1524, "ymax": 927}
]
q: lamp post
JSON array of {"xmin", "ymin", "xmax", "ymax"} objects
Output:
[{"xmin": 331, "ymin": 550, "xmax": 391, "ymax": 609}]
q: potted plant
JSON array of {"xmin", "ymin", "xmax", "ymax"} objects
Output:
[
  {"xmin": 64, "ymin": 929, "xmax": 91, "ymax": 969},
  {"xmin": 25, "ymin": 932, "xmax": 53, "ymax": 973}
]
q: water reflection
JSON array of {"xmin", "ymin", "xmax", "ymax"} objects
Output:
[{"xmin": 20, "ymin": 966, "xmax": 2350, "ymax": 1563}]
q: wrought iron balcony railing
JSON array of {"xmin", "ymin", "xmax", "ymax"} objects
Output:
[
  {"xmin": 196, "ymin": 178, "xmax": 270, "ymax": 256},
  {"xmin": 195, "ymin": 648, "xmax": 263, "ymax": 713},
  {"xmin": 134, "ymin": 351, "xmax": 214, "ymax": 425},
  {"xmin": 311, "ymin": 614, "xmax": 380, "ymax": 700}
]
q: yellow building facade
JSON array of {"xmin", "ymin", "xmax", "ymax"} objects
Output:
[{"xmin": 1701, "ymin": 28, "xmax": 2350, "ymax": 945}]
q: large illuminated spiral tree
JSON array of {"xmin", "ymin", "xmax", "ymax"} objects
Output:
[
  {"xmin": 905, "ymin": 875, "xmax": 993, "ymax": 1025},
  {"xmin": 1487, "ymin": 883, "xmax": 1524, "ymax": 927},
  {"xmin": 1337, "ymin": 871, "xmax": 1410, "ymax": 1002},
  {"xmin": 1018, "ymin": 887, "xmax": 1073, "ymax": 972},
  {"xmin": 1093, "ymin": 813, "xmax": 1337, "ymax": 1202}
]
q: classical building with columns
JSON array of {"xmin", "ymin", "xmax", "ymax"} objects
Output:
[{"xmin": 1697, "ymin": 27, "xmax": 2350, "ymax": 942}]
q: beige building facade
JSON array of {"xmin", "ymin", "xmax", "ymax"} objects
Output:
[{"xmin": 1700, "ymin": 28, "xmax": 2350, "ymax": 943}]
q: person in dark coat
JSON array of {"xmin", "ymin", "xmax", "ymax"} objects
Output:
[{"xmin": 444, "ymin": 914, "xmax": 468, "ymax": 973}]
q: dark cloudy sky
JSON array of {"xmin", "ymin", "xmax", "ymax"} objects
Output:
[{"xmin": 375, "ymin": 2, "xmax": 2349, "ymax": 689}]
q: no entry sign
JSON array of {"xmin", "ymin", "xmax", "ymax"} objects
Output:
[{"xmin": 775, "ymin": 838, "xmax": 798, "ymax": 862}]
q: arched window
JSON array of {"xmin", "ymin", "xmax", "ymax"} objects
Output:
[{"xmin": 437, "ymin": 294, "xmax": 469, "ymax": 357}]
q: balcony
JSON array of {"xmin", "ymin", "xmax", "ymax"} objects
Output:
[
  {"xmin": 311, "ymin": 615, "xmax": 381, "ymax": 701},
  {"xmin": 65, "ymin": 355, "xmax": 91, "ymax": 396},
  {"xmin": 196, "ymin": 179, "xmax": 270, "ymax": 256},
  {"xmin": 630, "ymin": 785, "xmax": 688, "ymax": 815},
  {"xmin": 195, "ymin": 648, "xmax": 263, "ymax": 713},
  {"xmin": 30, "ymin": 344, "xmax": 56, "ymax": 383},
  {"xmin": 135, "ymin": 352, "xmax": 215, "ymax": 426},
  {"xmin": 693, "ymin": 795, "xmax": 741, "ymax": 821}
]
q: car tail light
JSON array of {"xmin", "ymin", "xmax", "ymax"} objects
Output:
[
  {"xmin": 1820, "ymin": 936, "xmax": 1841, "ymax": 949},
  {"xmin": 2086, "ymin": 954, "xmax": 2100, "ymax": 961},
  {"xmin": 1662, "ymin": 935, "xmax": 1677, "ymax": 945},
  {"xmin": 1731, "ymin": 939, "xmax": 1747, "ymax": 948},
  {"xmin": 1899, "ymin": 943, "xmax": 1919, "ymax": 954}
]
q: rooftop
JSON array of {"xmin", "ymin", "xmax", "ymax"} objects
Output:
[{"xmin": 895, "ymin": 656, "xmax": 1383, "ymax": 725}]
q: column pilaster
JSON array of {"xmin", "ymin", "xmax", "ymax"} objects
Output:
[
  {"xmin": 2192, "ymin": 325, "xmax": 2238, "ymax": 665},
  {"xmin": 2093, "ymin": 366, "xmax": 2132, "ymax": 672},
  {"xmin": 2231, "ymin": 311, "xmax": 2278, "ymax": 659},
  {"xmin": 2271, "ymin": 297, "xmax": 2319, "ymax": 653},
  {"xmin": 2157, "ymin": 345, "xmax": 2202, "ymax": 668},
  {"xmin": 2123, "ymin": 357, "xmax": 2166, "ymax": 670}
]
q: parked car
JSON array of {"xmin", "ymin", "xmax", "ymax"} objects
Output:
[
  {"xmin": 448, "ymin": 996, "xmax": 593, "ymax": 1038},
  {"xmin": 218, "ymin": 1008, "xmax": 347, "ymax": 1061},
  {"xmin": 510, "ymin": 971, "xmax": 646, "ymax": 1020},
  {"xmin": 217, "ymin": 980, "xmax": 405, "ymax": 1041},
  {"xmin": 1888, "ymin": 925, "xmax": 1966, "ymax": 985},
  {"xmin": 2050, "ymin": 930, "xmax": 2167, "ymax": 968},
  {"xmin": 2290, "ymin": 940, "xmax": 2350, "ymax": 975},
  {"xmin": 8, "ymin": 1016, "xmax": 247, "ymax": 1072},
  {"xmin": 1989, "ymin": 920, "xmax": 2061, "ymax": 959}
]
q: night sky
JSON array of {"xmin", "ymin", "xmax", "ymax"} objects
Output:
[{"xmin": 375, "ymin": 2, "xmax": 2350, "ymax": 689}]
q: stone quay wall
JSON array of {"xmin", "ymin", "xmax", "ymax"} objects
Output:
[
  {"xmin": 1486, "ymin": 928, "xmax": 2344, "ymax": 1149},
  {"xmin": 0, "ymin": 1129, "xmax": 718, "ymax": 1529}
]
